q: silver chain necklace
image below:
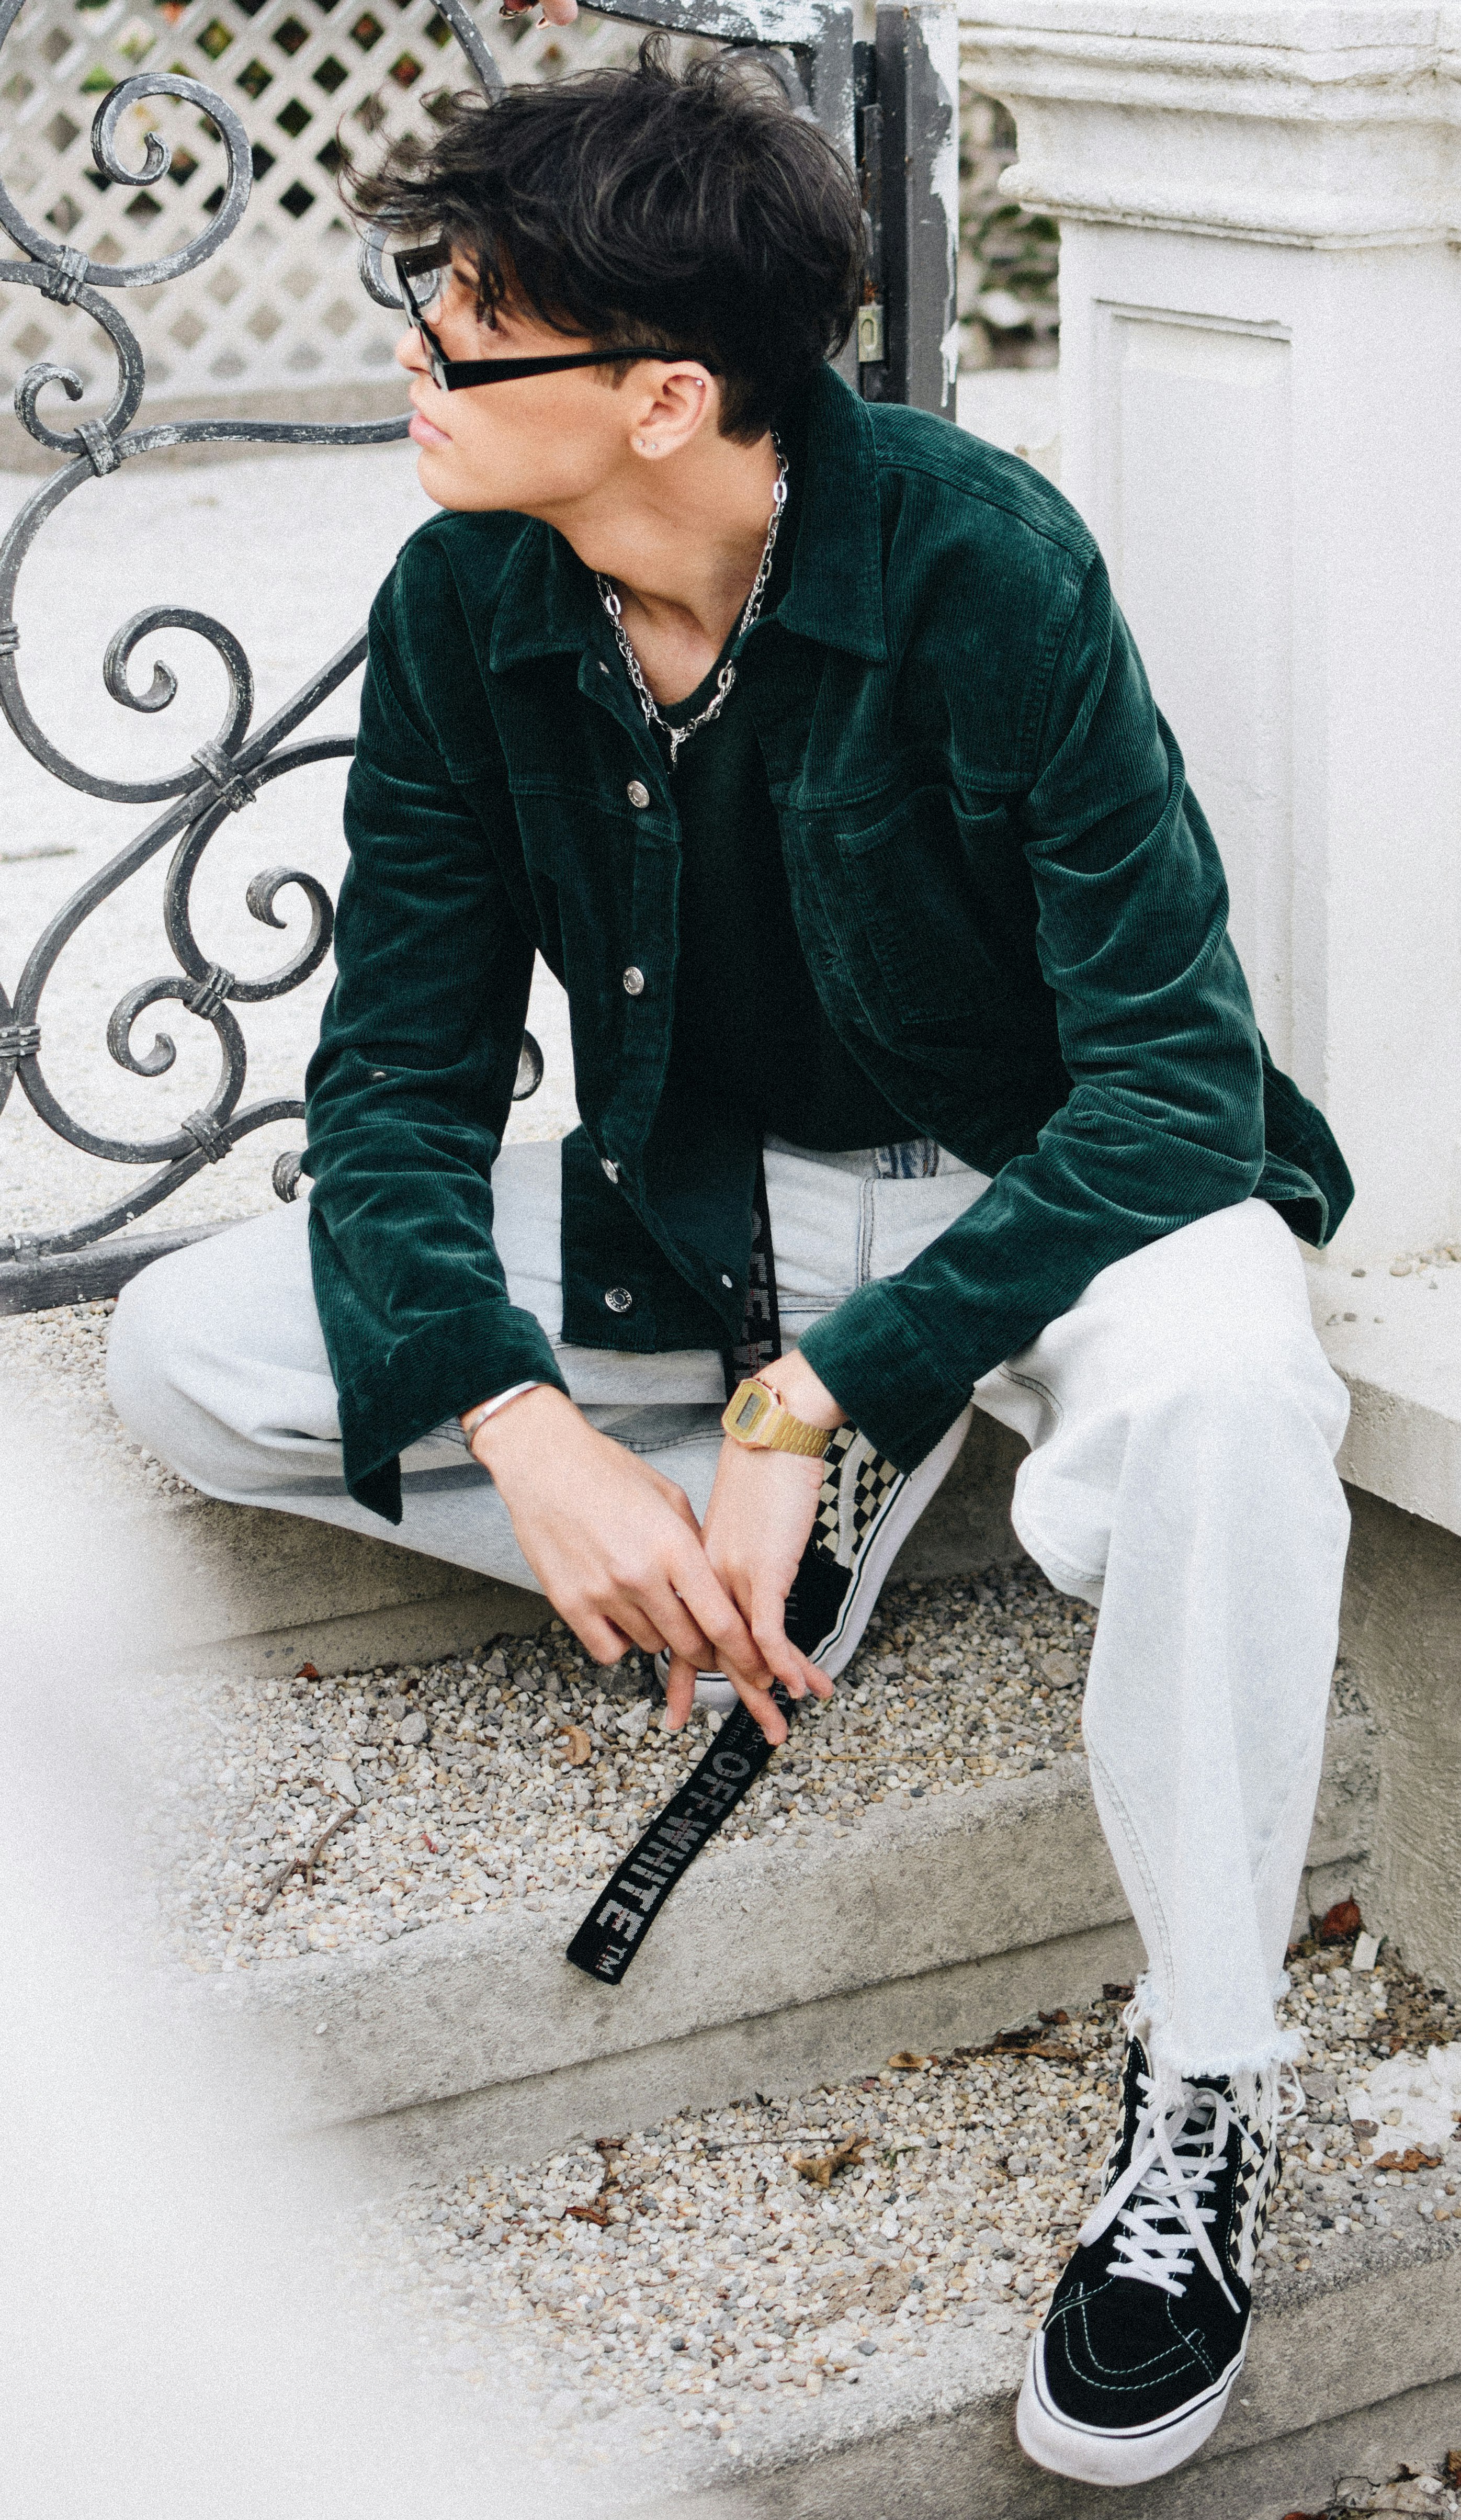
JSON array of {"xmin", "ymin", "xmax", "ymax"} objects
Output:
[{"xmin": 596, "ymin": 437, "xmax": 788, "ymax": 769}]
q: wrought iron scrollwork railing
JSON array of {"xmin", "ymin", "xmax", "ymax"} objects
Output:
[{"xmin": 0, "ymin": 0, "xmax": 948, "ymax": 1275}]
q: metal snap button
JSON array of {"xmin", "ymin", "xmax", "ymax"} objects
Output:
[
  {"xmin": 626, "ymin": 779, "xmax": 650, "ymax": 809},
  {"xmin": 622, "ymin": 966, "xmax": 645, "ymax": 996},
  {"xmin": 601, "ymin": 1157, "xmax": 620, "ymax": 1184},
  {"xmin": 721, "ymin": 1273, "xmax": 733, "ymax": 1289},
  {"xmin": 604, "ymin": 1285, "xmax": 633, "ymax": 1314}
]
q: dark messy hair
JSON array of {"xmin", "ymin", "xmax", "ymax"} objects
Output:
[{"xmin": 344, "ymin": 38, "xmax": 863, "ymax": 441}]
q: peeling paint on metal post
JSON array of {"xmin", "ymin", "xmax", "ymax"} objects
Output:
[{"xmin": 869, "ymin": 0, "xmax": 959, "ymax": 413}]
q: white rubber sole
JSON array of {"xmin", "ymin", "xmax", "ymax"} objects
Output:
[
  {"xmin": 654, "ymin": 1404, "xmax": 974, "ymax": 1706},
  {"xmin": 1015, "ymin": 2330, "xmax": 1244, "ymax": 2487}
]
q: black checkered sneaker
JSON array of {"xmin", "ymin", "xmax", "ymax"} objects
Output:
[
  {"xmin": 1017, "ymin": 2028, "xmax": 1288, "ymax": 2488},
  {"xmin": 657, "ymin": 1405, "xmax": 971, "ymax": 1709}
]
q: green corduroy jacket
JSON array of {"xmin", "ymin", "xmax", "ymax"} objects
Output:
[{"xmin": 304, "ymin": 364, "xmax": 1351, "ymax": 1524}]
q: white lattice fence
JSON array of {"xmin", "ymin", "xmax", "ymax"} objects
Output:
[{"xmin": 0, "ymin": 0, "xmax": 641, "ymax": 406}]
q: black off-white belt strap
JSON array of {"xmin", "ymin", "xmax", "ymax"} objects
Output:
[
  {"xmin": 568, "ymin": 1150, "xmax": 789, "ymax": 1986},
  {"xmin": 566, "ymin": 1685, "xmax": 791, "ymax": 1984}
]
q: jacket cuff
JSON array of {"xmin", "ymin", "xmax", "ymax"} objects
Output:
[
  {"xmin": 336, "ymin": 1304, "xmax": 568, "ymax": 1522},
  {"xmin": 798, "ymin": 1283, "xmax": 976, "ymax": 1474}
]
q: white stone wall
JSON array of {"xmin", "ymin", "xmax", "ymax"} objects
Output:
[{"xmin": 964, "ymin": 1, "xmax": 1461, "ymax": 1269}]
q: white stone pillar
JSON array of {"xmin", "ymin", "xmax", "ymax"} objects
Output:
[{"xmin": 960, "ymin": 3, "xmax": 1461, "ymax": 1266}]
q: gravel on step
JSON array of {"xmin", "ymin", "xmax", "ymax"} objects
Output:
[
  {"xmin": 0, "ymin": 1298, "xmax": 194, "ymax": 1500},
  {"xmin": 347, "ymin": 1950, "xmax": 1459, "ymax": 2470},
  {"xmin": 5, "ymin": 1295, "xmax": 1369, "ymax": 1981},
  {"xmin": 145, "ymin": 1567, "xmax": 1104, "ymax": 1970}
]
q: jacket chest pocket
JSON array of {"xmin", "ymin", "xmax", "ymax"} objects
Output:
[{"xmin": 814, "ymin": 787, "xmax": 1023, "ymax": 1035}]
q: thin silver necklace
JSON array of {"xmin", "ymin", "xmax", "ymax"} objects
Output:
[{"xmin": 596, "ymin": 437, "xmax": 788, "ymax": 769}]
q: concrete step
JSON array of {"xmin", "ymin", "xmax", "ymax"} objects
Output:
[
  {"xmin": 9, "ymin": 1289, "xmax": 1458, "ymax": 2510},
  {"xmin": 4, "ymin": 1295, "xmax": 1382, "ymax": 2188},
  {"xmin": 188, "ymin": 1670, "xmax": 1375, "ymax": 2180},
  {"xmin": 626, "ymin": 2234, "xmax": 1461, "ymax": 2520},
  {"xmin": 342, "ymin": 1966, "xmax": 1461, "ymax": 2520}
]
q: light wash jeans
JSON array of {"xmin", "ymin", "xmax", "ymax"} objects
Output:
[{"xmin": 107, "ymin": 1136, "xmax": 1351, "ymax": 2082}]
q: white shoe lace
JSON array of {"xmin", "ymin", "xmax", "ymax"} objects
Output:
[{"xmin": 1078, "ymin": 2070, "xmax": 1242, "ymax": 2314}]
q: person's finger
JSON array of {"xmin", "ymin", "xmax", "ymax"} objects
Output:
[
  {"xmin": 750, "ymin": 1586, "xmax": 833, "ymax": 1699},
  {"xmin": 661, "ymin": 1539, "xmax": 772, "ymax": 1687},
  {"xmin": 725, "ymin": 1668, "xmax": 789, "ymax": 1748},
  {"xmin": 591, "ymin": 1597, "xmax": 668, "ymax": 1659},
  {"xmin": 641, "ymin": 1586, "xmax": 719, "ymax": 1674},
  {"xmin": 663, "ymin": 1654, "xmax": 698, "ymax": 1730},
  {"xmin": 575, "ymin": 1614, "xmax": 635, "ymax": 1665},
  {"xmin": 663, "ymin": 1652, "xmax": 784, "ymax": 1748},
  {"xmin": 649, "ymin": 1474, "xmax": 704, "ymax": 1535}
]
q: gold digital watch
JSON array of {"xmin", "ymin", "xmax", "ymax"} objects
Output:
[{"xmin": 721, "ymin": 1376, "xmax": 831, "ymax": 1458}]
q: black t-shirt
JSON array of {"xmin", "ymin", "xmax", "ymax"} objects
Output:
[{"xmin": 653, "ymin": 490, "xmax": 908, "ymax": 1154}]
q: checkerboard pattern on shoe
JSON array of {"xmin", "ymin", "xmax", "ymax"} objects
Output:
[{"xmin": 658, "ymin": 1407, "xmax": 972, "ymax": 1709}]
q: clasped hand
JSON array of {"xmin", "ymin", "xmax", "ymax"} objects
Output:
[{"xmin": 468, "ymin": 1368, "xmax": 841, "ymax": 1745}]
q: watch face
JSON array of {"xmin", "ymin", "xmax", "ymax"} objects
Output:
[{"xmin": 731, "ymin": 1385, "xmax": 771, "ymax": 1436}]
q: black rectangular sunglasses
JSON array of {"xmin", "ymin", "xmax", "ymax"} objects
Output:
[{"xmin": 393, "ymin": 242, "xmax": 682, "ymax": 390}]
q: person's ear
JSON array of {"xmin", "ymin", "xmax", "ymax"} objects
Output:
[{"xmin": 627, "ymin": 365, "xmax": 718, "ymax": 462}]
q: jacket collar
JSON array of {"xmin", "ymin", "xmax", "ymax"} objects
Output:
[{"xmin": 488, "ymin": 364, "xmax": 887, "ymax": 675}]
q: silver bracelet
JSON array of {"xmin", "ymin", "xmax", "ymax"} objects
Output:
[{"xmin": 461, "ymin": 1383, "xmax": 542, "ymax": 1448}]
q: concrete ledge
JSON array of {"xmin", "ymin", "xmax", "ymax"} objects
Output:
[
  {"xmin": 1311, "ymin": 1260, "xmax": 1461, "ymax": 1541},
  {"xmin": 200, "ymin": 1714, "xmax": 1375, "ymax": 2182},
  {"xmin": 615, "ymin": 2223, "xmax": 1461, "ymax": 2518},
  {"xmin": 1342, "ymin": 1487, "xmax": 1461, "ymax": 1997},
  {"xmin": 71, "ymin": 1488, "xmax": 549, "ymax": 1678}
]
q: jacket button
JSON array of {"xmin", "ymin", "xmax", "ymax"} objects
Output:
[
  {"xmin": 626, "ymin": 779, "xmax": 650, "ymax": 809},
  {"xmin": 604, "ymin": 1285, "xmax": 634, "ymax": 1315},
  {"xmin": 721, "ymin": 1273, "xmax": 733, "ymax": 1289},
  {"xmin": 622, "ymin": 966, "xmax": 645, "ymax": 996},
  {"xmin": 601, "ymin": 1157, "xmax": 620, "ymax": 1184}
]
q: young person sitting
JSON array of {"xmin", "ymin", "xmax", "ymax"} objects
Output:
[{"xmin": 108, "ymin": 46, "xmax": 1354, "ymax": 2488}]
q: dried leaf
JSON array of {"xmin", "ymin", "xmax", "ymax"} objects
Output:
[
  {"xmin": 822, "ymin": 2262, "xmax": 914, "ymax": 2321},
  {"xmin": 790, "ymin": 2137, "xmax": 868, "ymax": 2188},
  {"xmin": 558, "ymin": 1722, "xmax": 592, "ymax": 1767},
  {"xmin": 972, "ymin": 2027, "xmax": 1082, "ymax": 2063},
  {"xmin": 1373, "ymin": 2146, "xmax": 1442, "ymax": 2174},
  {"xmin": 1444, "ymin": 2451, "xmax": 1461, "ymax": 2489},
  {"xmin": 566, "ymin": 2202, "xmax": 609, "ymax": 2227},
  {"xmin": 887, "ymin": 2051, "xmax": 926, "ymax": 2071},
  {"xmin": 1319, "ymin": 1897, "xmax": 1364, "ymax": 1943},
  {"xmin": 296, "ymin": 1661, "xmax": 320, "ymax": 1680}
]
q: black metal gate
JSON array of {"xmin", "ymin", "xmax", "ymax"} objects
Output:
[{"xmin": 0, "ymin": 0, "xmax": 957, "ymax": 1309}]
